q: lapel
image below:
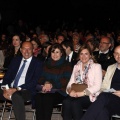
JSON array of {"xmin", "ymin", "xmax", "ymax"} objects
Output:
[
  {"xmin": 109, "ymin": 64, "xmax": 117, "ymax": 81},
  {"xmin": 14, "ymin": 57, "xmax": 22, "ymax": 75},
  {"xmin": 102, "ymin": 63, "xmax": 117, "ymax": 89},
  {"xmin": 11, "ymin": 57, "xmax": 22, "ymax": 83},
  {"xmin": 71, "ymin": 52, "xmax": 77, "ymax": 61},
  {"xmin": 25, "ymin": 57, "xmax": 35, "ymax": 82}
]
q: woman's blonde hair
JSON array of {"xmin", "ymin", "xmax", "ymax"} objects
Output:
[{"xmin": 78, "ymin": 43, "xmax": 97, "ymax": 63}]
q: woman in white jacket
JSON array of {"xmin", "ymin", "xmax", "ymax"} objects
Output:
[{"xmin": 62, "ymin": 44, "xmax": 102, "ymax": 120}]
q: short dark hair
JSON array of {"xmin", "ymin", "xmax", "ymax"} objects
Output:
[
  {"xmin": 61, "ymin": 41, "xmax": 74, "ymax": 51},
  {"xmin": 50, "ymin": 43, "xmax": 65, "ymax": 56},
  {"xmin": 56, "ymin": 33, "xmax": 65, "ymax": 40},
  {"xmin": 31, "ymin": 38, "xmax": 41, "ymax": 47}
]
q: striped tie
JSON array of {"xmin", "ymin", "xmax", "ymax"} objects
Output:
[{"xmin": 13, "ymin": 60, "xmax": 27, "ymax": 88}]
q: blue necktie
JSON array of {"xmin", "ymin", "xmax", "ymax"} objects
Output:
[{"xmin": 13, "ymin": 60, "xmax": 27, "ymax": 88}]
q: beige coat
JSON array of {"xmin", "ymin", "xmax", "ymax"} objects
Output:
[{"xmin": 101, "ymin": 63, "xmax": 117, "ymax": 90}]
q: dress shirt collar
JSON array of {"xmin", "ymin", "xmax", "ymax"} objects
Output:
[
  {"xmin": 99, "ymin": 49, "xmax": 109, "ymax": 54},
  {"xmin": 66, "ymin": 51, "xmax": 73, "ymax": 62},
  {"xmin": 22, "ymin": 56, "xmax": 32, "ymax": 62},
  {"xmin": 69, "ymin": 51, "xmax": 73, "ymax": 58},
  {"xmin": 116, "ymin": 63, "xmax": 120, "ymax": 70}
]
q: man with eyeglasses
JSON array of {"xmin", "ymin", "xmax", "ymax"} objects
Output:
[{"xmin": 93, "ymin": 37, "xmax": 116, "ymax": 78}]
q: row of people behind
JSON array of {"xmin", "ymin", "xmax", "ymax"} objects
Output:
[
  {"xmin": 1, "ymin": 27, "xmax": 118, "ymax": 67},
  {"xmin": 0, "ymin": 40, "xmax": 119, "ymax": 120},
  {"xmin": 0, "ymin": 32, "xmax": 116, "ymax": 77},
  {"xmin": 0, "ymin": 32, "xmax": 81, "ymax": 68}
]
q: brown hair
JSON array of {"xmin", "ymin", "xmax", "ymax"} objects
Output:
[
  {"xmin": 78, "ymin": 43, "xmax": 97, "ymax": 63},
  {"xmin": 50, "ymin": 43, "xmax": 65, "ymax": 56}
]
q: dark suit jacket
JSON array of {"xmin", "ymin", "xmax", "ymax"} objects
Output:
[
  {"xmin": 70, "ymin": 52, "xmax": 78, "ymax": 68},
  {"xmin": 93, "ymin": 50, "xmax": 116, "ymax": 71},
  {"xmin": 2, "ymin": 56, "xmax": 43, "ymax": 95}
]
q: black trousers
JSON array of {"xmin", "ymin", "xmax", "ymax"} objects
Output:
[
  {"xmin": 35, "ymin": 92, "xmax": 65, "ymax": 120},
  {"xmin": 62, "ymin": 95, "xmax": 91, "ymax": 120},
  {"xmin": 0, "ymin": 88, "xmax": 31, "ymax": 120},
  {"xmin": 81, "ymin": 92, "xmax": 120, "ymax": 120}
]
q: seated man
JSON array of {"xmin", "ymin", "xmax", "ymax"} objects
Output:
[
  {"xmin": 81, "ymin": 45, "xmax": 120, "ymax": 120},
  {"xmin": 93, "ymin": 36, "xmax": 116, "ymax": 77},
  {"xmin": 61, "ymin": 41, "xmax": 78, "ymax": 68},
  {"xmin": 0, "ymin": 41, "xmax": 43, "ymax": 120}
]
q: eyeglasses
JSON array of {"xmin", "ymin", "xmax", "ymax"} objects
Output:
[{"xmin": 100, "ymin": 42, "xmax": 110, "ymax": 44}]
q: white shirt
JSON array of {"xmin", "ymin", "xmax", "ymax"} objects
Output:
[
  {"xmin": 99, "ymin": 49, "xmax": 109, "ymax": 54},
  {"xmin": 66, "ymin": 51, "xmax": 73, "ymax": 62},
  {"xmin": 11, "ymin": 57, "xmax": 32, "ymax": 87}
]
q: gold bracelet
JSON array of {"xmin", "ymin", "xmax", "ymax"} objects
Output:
[{"xmin": 83, "ymin": 90, "xmax": 86, "ymax": 96}]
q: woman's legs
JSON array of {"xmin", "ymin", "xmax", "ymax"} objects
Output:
[
  {"xmin": 35, "ymin": 93, "xmax": 44, "ymax": 120},
  {"xmin": 72, "ymin": 96, "xmax": 91, "ymax": 120},
  {"xmin": 35, "ymin": 92, "xmax": 64, "ymax": 120},
  {"xmin": 62, "ymin": 96, "xmax": 73, "ymax": 120},
  {"xmin": 62, "ymin": 96, "xmax": 91, "ymax": 120}
]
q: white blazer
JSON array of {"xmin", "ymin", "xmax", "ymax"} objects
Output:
[{"xmin": 66, "ymin": 62, "xmax": 102, "ymax": 102}]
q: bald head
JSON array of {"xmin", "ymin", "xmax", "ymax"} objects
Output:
[
  {"xmin": 20, "ymin": 41, "xmax": 34, "ymax": 59},
  {"xmin": 21, "ymin": 41, "xmax": 33, "ymax": 48},
  {"xmin": 114, "ymin": 45, "xmax": 120, "ymax": 52},
  {"xmin": 113, "ymin": 45, "xmax": 120, "ymax": 65}
]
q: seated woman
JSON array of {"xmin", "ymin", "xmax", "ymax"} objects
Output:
[
  {"xmin": 38, "ymin": 42, "xmax": 52, "ymax": 62},
  {"xmin": 35, "ymin": 43, "xmax": 72, "ymax": 120},
  {"xmin": 62, "ymin": 44, "xmax": 102, "ymax": 120},
  {"xmin": 81, "ymin": 45, "xmax": 120, "ymax": 120},
  {"xmin": 31, "ymin": 38, "xmax": 41, "ymax": 58},
  {"xmin": 3, "ymin": 34, "xmax": 22, "ymax": 68},
  {"xmin": 86, "ymin": 38, "xmax": 99, "ymax": 52}
]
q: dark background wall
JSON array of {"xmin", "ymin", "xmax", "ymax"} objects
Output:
[{"xmin": 0, "ymin": 0, "xmax": 120, "ymax": 31}]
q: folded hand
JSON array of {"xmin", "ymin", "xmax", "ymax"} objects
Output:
[
  {"xmin": 42, "ymin": 83, "xmax": 53, "ymax": 93},
  {"xmin": 3, "ymin": 88, "xmax": 17, "ymax": 100},
  {"xmin": 113, "ymin": 90, "xmax": 120, "ymax": 97}
]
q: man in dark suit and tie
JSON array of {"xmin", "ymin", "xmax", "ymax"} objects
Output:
[
  {"xmin": 61, "ymin": 41, "xmax": 78, "ymax": 68},
  {"xmin": 0, "ymin": 41, "xmax": 43, "ymax": 120}
]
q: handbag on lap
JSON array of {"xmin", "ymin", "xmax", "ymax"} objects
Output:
[{"xmin": 71, "ymin": 83, "xmax": 87, "ymax": 92}]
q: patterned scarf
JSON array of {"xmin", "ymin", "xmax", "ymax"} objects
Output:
[{"xmin": 76, "ymin": 59, "xmax": 93, "ymax": 84}]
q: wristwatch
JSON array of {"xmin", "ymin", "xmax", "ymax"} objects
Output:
[
  {"xmin": 16, "ymin": 87, "xmax": 21, "ymax": 91},
  {"xmin": 83, "ymin": 90, "xmax": 86, "ymax": 96}
]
